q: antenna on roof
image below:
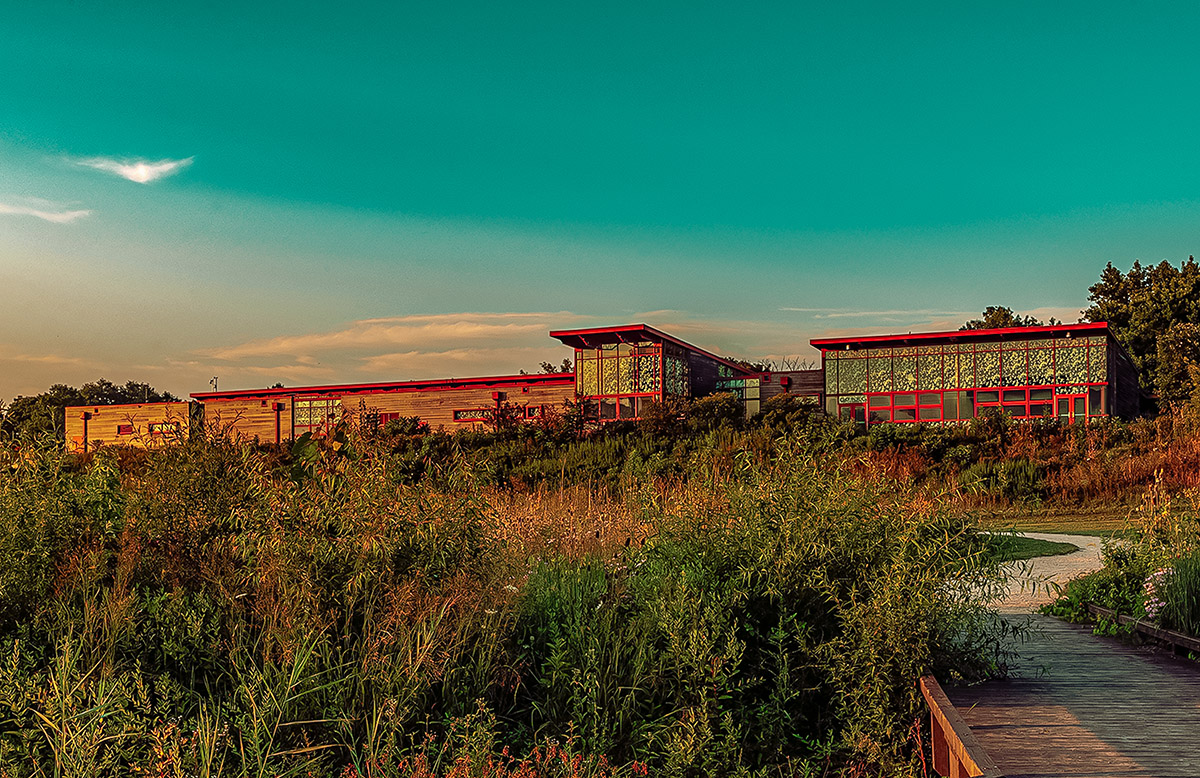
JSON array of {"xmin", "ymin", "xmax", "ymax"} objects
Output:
[{"xmin": 210, "ymin": 376, "xmax": 219, "ymax": 392}]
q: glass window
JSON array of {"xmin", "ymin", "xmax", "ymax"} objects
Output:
[
  {"xmin": 599, "ymin": 400, "xmax": 617, "ymax": 419},
  {"xmin": 1003, "ymin": 390, "xmax": 1026, "ymax": 403},
  {"xmin": 918, "ymin": 393, "xmax": 940, "ymax": 406},
  {"xmin": 1030, "ymin": 388, "xmax": 1052, "ymax": 401},
  {"xmin": 942, "ymin": 392, "xmax": 960, "ymax": 420},
  {"xmin": 869, "ymin": 409, "xmax": 890, "ymax": 423},
  {"xmin": 1089, "ymin": 388, "xmax": 1104, "ymax": 415},
  {"xmin": 618, "ymin": 397, "xmax": 635, "ymax": 419},
  {"xmin": 1029, "ymin": 403, "xmax": 1052, "ymax": 417},
  {"xmin": 919, "ymin": 406, "xmax": 941, "ymax": 421},
  {"xmin": 1003, "ymin": 404, "xmax": 1026, "ymax": 417},
  {"xmin": 977, "ymin": 391, "xmax": 1000, "ymax": 404},
  {"xmin": 893, "ymin": 408, "xmax": 917, "ymax": 422},
  {"xmin": 893, "ymin": 393, "xmax": 917, "ymax": 407},
  {"xmin": 868, "ymin": 395, "xmax": 891, "ymax": 407}
]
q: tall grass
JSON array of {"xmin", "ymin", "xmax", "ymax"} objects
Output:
[{"xmin": 0, "ymin": 426, "xmax": 1007, "ymax": 776}]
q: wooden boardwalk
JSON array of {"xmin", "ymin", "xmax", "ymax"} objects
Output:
[{"xmin": 947, "ymin": 614, "xmax": 1200, "ymax": 777}]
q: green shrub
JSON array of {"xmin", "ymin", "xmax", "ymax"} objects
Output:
[{"xmin": 1160, "ymin": 550, "xmax": 1200, "ymax": 636}]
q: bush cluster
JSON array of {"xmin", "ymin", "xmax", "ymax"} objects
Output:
[{"xmin": 0, "ymin": 420, "xmax": 1005, "ymax": 777}]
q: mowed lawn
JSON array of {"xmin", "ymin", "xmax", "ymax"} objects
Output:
[{"xmin": 976, "ymin": 506, "xmax": 1135, "ymax": 538}]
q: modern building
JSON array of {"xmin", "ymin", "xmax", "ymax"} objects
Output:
[
  {"xmin": 548, "ymin": 323, "xmax": 822, "ymax": 421},
  {"xmin": 188, "ymin": 372, "xmax": 576, "ymax": 444},
  {"xmin": 812, "ymin": 321, "xmax": 1139, "ymax": 426},
  {"xmin": 62, "ymin": 320, "xmax": 1141, "ymax": 450},
  {"xmin": 65, "ymin": 401, "xmax": 197, "ymax": 453}
]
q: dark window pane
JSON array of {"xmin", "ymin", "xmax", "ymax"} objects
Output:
[
  {"xmin": 894, "ymin": 408, "xmax": 917, "ymax": 421},
  {"xmin": 1029, "ymin": 403, "xmax": 1051, "ymax": 417},
  {"xmin": 977, "ymin": 391, "xmax": 1000, "ymax": 403},
  {"xmin": 1030, "ymin": 388, "xmax": 1052, "ymax": 401},
  {"xmin": 919, "ymin": 406, "xmax": 941, "ymax": 421},
  {"xmin": 918, "ymin": 392, "xmax": 940, "ymax": 406},
  {"xmin": 868, "ymin": 395, "xmax": 890, "ymax": 408},
  {"xmin": 618, "ymin": 397, "xmax": 635, "ymax": 419},
  {"xmin": 869, "ymin": 409, "xmax": 890, "ymax": 423},
  {"xmin": 1089, "ymin": 388, "xmax": 1104, "ymax": 415},
  {"xmin": 1003, "ymin": 404, "xmax": 1026, "ymax": 417},
  {"xmin": 1003, "ymin": 390, "xmax": 1026, "ymax": 403},
  {"xmin": 942, "ymin": 393, "xmax": 959, "ymax": 420},
  {"xmin": 893, "ymin": 393, "xmax": 917, "ymax": 407},
  {"xmin": 600, "ymin": 400, "xmax": 617, "ymax": 419}
]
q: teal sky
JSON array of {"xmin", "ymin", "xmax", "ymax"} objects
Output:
[{"xmin": 3, "ymin": 1, "xmax": 1199, "ymax": 399}]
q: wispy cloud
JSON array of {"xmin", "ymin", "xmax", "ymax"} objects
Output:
[
  {"xmin": 203, "ymin": 312, "xmax": 588, "ymax": 362},
  {"xmin": 76, "ymin": 156, "xmax": 194, "ymax": 184},
  {"xmin": 0, "ymin": 200, "xmax": 92, "ymax": 224},
  {"xmin": 812, "ymin": 309, "xmax": 972, "ymax": 320}
]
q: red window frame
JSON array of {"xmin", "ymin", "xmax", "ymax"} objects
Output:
[{"xmin": 575, "ymin": 343, "xmax": 664, "ymax": 422}]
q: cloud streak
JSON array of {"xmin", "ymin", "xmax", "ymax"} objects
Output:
[
  {"xmin": 76, "ymin": 156, "xmax": 193, "ymax": 184},
  {"xmin": 0, "ymin": 201, "xmax": 92, "ymax": 224}
]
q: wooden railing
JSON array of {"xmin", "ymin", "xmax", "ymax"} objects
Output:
[
  {"xmin": 919, "ymin": 675, "xmax": 1004, "ymax": 778},
  {"xmin": 1087, "ymin": 603, "xmax": 1200, "ymax": 654}
]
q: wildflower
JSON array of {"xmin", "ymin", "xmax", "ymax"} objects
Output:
[{"xmin": 1144, "ymin": 568, "xmax": 1173, "ymax": 620}]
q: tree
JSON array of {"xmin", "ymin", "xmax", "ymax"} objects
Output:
[
  {"xmin": 961, "ymin": 306, "xmax": 1045, "ymax": 331},
  {"xmin": 1082, "ymin": 256, "xmax": 1200, "ymax": 397},
  {"xmin": 540, "ymin": 358, "xmax": 574, "ymax": 374},
  {"xmin": 1155, "ymin": 323, "xmax": 1200, "ymax": 409},
  {"xmin": 1, "ymin": 379, "xmax": 179, "ymax": 440}
]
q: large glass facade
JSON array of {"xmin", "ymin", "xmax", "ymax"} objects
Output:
[
  {"xmin": 293, "ymin": 396, "xmax": 340, "ymax": 436},
  {"xmin": 575, "ymin": 342, "xmax": 663, "ymax": 421},
  {"xmin": 823, "ymin": 335, "xmax": 1110, "ymax": 424}
]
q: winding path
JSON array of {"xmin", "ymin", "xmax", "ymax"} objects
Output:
[{"xmin": 945, "ymin": 533, "xmax": 1200, "ymax": 777}]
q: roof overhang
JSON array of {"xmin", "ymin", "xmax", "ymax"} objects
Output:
[
  {"xmin": 191, "ymin": 372, "xmax": 574, "ymax": 401},
  {"xmin": 549, "ymin": 324, "xmax": 754, "ymax": 374}
]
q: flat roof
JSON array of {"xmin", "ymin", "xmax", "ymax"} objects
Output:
[
  {"xmin": 64, "ymin": 400, "xmax": 191, "ymax": 412},
  {"xmin": 549, "ymin": 323, "xmax": 753, "ymax": 374},
  {"xmin": 810, "ymin": 321, "xmax": 1109, "ymax": 349},
  {"xmin": 191, "ymin": 371, "xmax": 574, "ymax": 401}
]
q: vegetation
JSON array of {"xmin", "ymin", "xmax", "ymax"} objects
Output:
[
  {"xmin": 0, "ymin": 414, "xmax": 1015, "ymax": 777},
  {"xmin": 1082, "ymin": 256, "xmax": 1200, "ymax": 404},
  {"xmin": 0, "ymin": 379, "xmax": 178, "ymax": 440},
  {"xmin": 1045, "ymin": 480, "xmax": 1200, "ymax": 638},
  {"xmin": 983, "ymin": 535, "xmax": 1077, "ymax": 563}
]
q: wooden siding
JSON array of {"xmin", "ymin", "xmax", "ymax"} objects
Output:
[
  {"xmin": 343, "ymin": 381, "xmax": 574, "ymax": 430},
  {"xmin": 65, "ymin": 402, "xmax": 194, "ymax": 452},
  {"xmin": 202, "ymin": 396, "xmax": 294, "ymax": 444},
  {"xmin": 204, "ymin": 380, "xmax": 575, "ymax": 442},
  {"xmin": 759, "ymin": 370, "xmax": 824, "ymax": 403}
]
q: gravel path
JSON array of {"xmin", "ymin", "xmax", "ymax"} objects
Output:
[{"xmin": 994, "ymin": 532, "xmax": 1106, "ymax": 613}]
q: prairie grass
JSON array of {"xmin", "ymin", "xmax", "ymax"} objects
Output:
[{"xmin": 0, "ymin": 424, "xmax": 1009, "ymax": 776}]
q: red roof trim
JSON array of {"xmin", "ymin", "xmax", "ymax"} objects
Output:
[
  {"xmin": 191, "ymin": 372, "xmax": 574, "ymax": 401},
  {"xmin": 63, "ymin": 401, "xmax": 190, "ymax": 412},
  {"xmin": 810, "ymin": 322, "xmax": 1108, "ymax": 348},
  {"xmin": 549, "ymin": 324, "xmax": 753, "ymax": 374}
]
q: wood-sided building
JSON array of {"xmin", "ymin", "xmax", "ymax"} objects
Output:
[
  {"xmin": 64, "ymin": 401, "xmax": 197, "ymax": 453},
  {"xmin": 189, "ymin": 372, "xmax": 575, "ymax": 444},
  {"xmin": 549, "ymin": 324, "xmax": 824, "ymax": 421},
  {"xmin": 811, "ymin": 321, "xmax": 1140, "ymax": 427}
]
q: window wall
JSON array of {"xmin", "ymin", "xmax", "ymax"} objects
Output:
[
  {"xmin": 716, "ymin": 367, "xmax": 761, "ymax": 416},
  {"xmin": 823, "ymin": 335, "xmax": 1110, "ymax": 423},
  {"xmin": 574, "ymin": 342, "xmax": 663, "ymax": 421},
  {"xmin": 293, "ymin": 396, "xmax": 340, "ymax": 436}
]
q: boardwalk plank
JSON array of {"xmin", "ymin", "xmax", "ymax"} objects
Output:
[{"xmin": 947, "ymin": 614, "xmax": 1200, "ymax": 777}]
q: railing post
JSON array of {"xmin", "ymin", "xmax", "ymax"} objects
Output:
[{"xmin": 932, "ymin": 710, "xmax": 949, "ymax": 775}]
